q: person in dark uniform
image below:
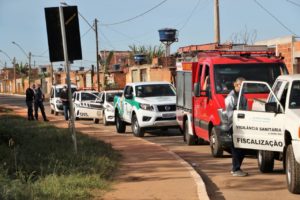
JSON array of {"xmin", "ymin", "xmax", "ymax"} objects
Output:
[
  {"xmin": 25, "ymin": 84, "xmax": 35, "ymax": 120},
  {"xmin": 60, "ymin": 85, "xmax": 70, "ymax": 121},
  {"xmin": 34, "ymin": 84, "xmax": 49, "ymax": 121}
]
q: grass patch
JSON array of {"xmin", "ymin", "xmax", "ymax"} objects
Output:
[
  {"xmin": 0, "ymin": 115, "xmax": 120, "ymax": 200},
  {"xmin": 0, "ymin": 107, "xmax": 12, "ymax": 113}
]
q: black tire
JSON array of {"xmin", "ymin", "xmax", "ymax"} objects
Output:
[
  {"xmin": 184, "ymin": 120, "xmax": 196, "ymax": 145},
  {"xmin": 131, "ymin": 114, "xmax": 144, "ymax": 137},
  {"xmin": 54, "ymin": 110, "xmax": 58, "ymax": 116},
  {"xmin": 210, "ymin": 127, "xmax": 223, "ymax": 157},
  {"xmin": 115, "ymin": 112, "xmax": 126, "ymax": 133},
  {"xmin": 103, "ymin": 111, "xmax": 108, "ymax": 126},
  {"xmin": 51, "ymin": 109, "xmax": 54, "ymax": 114},
  {"xmin": 286, "ymin": 144, "xmax": 300, "ymax": 194},
  {"xmin": 258, "ymin": 150, "xmax": 275, "ymax": 173},
  {"xmin": 94, "ymin": 118, "xmax": 99, "ymax": 124}
]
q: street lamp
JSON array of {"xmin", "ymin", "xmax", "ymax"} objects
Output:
[
  {"xmin": 0, "ymin": 49, "xmax": 16, "ymax": 93},
  {"xmin": 12, "ymin": 41, "xmax": 32, "ymax": 86}
]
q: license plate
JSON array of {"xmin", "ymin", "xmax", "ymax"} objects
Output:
[{"xmin": 162, "ymin": 113, "xmax": 176, "ymax": 118}]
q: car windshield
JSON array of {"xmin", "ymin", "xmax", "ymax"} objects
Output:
[
  {"xmin": 289, "ymin": 81, "xmax": 300, "ymax": 109},
  {"xmin": 106, "ymin": 92, "xmax": 123, "ymax": 102},
  {"xmin": 214, "ymin": 63, "xmax": 287, "ymax": 94},
  {"xmin": 81, "ymin": 92, "xmax": 100, "ymax": 101},
  {"xmin": 55, "ymin": 87, "xmax": 77, "ymax": 97},
  {"xmin": 135, "ymin": 84, "xmax": 175, "ymax": 97}
]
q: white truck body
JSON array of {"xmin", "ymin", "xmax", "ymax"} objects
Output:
[{"xmin": 233, "ymin": 76, "xmax": 300, "ymax": 193}]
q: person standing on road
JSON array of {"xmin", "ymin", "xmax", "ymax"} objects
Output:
[
  {"xmin": 25, "ymin": 84, "xmax": 35, "ymax": 120},
  {"xmin": 225, "ymin": 77, "xmax": 248, "ymax": 177},
  {"xmin": 60, "ymin": 85, "xmax": 70, "ymax": 121},
  {"xmin": 34, "ymin": 84, "xmax": 49, "ymax": 122}
]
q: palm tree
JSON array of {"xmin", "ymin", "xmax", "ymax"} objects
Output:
[{"xmin": 128, "ymin": 44, "xmax": 164, "ymax": 64}]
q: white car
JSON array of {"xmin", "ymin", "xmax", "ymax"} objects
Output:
[
  {"xmin": 114, "ymin": 82, "xmax": 179, "ymax": 137},
  {"xmin": 72, "ymin": 90, "xmax": 103, "ymax": 123},
  {"xmin": 50, "ymin": 84, "xmax": 77, "ymax": 115},
  {"xmin": 98, "ymin": 90, "xmax": 123, "ymax": 125}
]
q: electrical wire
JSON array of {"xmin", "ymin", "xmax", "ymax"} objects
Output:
[
  {"xmin": 253, "ymin": 0, "xmax": 297, "ymax": 35},
  {"xmin": 179, "ymin": 0, "xmax": 204, "ymax": 31},
  {"xmin": 99, "ymin": 30, "xmax": 116, "ymax": 50},
  {"xmin": 286, "ymin": 0, "xmax": 300, "ymax": 7},
  {"xmin": 81, "ymin": 25, "xmax": 94, "ymax": 39},
  {"xmin": 102, "ymin": 0, "xmax": 168, "ymax": 26}
]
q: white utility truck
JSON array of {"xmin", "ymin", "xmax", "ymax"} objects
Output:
[
  {"xmin": 232, "ymin": 75, "xmax": 300, "ymax": 194},
  {"xmin": 114, "ymin": 82, "xmax": 178, "ymax": 137}
]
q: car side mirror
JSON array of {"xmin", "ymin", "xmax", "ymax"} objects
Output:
[
  {"xmin": 265, "ymin": 102, "xmax": 280, "ymax": 113},
  {"xmin": 125, "ymin": 93, "xmax": 133, "ymax": 99},
  {"xmin": 194, "ymin": 83, "xmax": 200, "ymax": 97}
]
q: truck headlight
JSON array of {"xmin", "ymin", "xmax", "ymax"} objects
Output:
[
  {"xmin": 217, "ymin": 109, "xmax": 229, "ymax": 124},
  {"xmin": 56, "ymin": 99, "xmax": 62, "ymax": 104},
  {"xmin": 105, "ymin": 106, "xmax": 114, "ymax": 112},
  {"xmin": 140, "ymin": 103, "xmax": 153, "ymax": 111}
]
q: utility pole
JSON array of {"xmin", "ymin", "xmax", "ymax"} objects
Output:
[
  {"xmin": 214, "ymin": 0, "xmax": 220, "ymax": 44},
  {"xmin": 28, "ymin": 52, "xmax": 32, "ymax": 87},
  {"xmin": 95, "ymin": 18, "xmax": 100, "ymax": 92},
  {"xmin": 13, "ymin": 57, "xmax": 16, "ymax": 93}
]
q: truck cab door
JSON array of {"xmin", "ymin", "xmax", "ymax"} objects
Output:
[
  {"xmin": 123, "ymin": 86, "xmax": 134, "ymax": 122},
  {"xmin": 233, "ymin": 81, "xmax": 285, "ymax": 152}
]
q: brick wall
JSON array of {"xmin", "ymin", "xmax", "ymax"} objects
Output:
[{"xmin": 277, "ymin": 43, "xmax": 293, "ymax": 73}]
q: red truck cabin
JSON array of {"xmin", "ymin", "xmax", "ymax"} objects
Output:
[{"xmin": 176, "ymin": 51, "xmax": 288, "ymax": 157}]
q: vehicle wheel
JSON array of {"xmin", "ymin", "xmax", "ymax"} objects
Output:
[
  {"xmin": 184, "ymin": 120, "xmax": 196, "ymax": 145},
  {"xmin": 210, "ymin": 127, "xmax": 223, "ymax": 157},
  {"xmin": 115, "ymin": 112, "xmax": 126, "ymax": 133},
  {"xmin": 132, "ymin": 114, "xmax": 144, "ymax": 137},
  {"xmin": 54, "ymin": 110, "xmax": 58, "ymax": 116},
  {"xmin": 94, "ymin": 118, "xmax": 99, "ymax": 124},
  {"xmin": 51, "ymin": 109, "xmax": 54, "ymax": 114},
  {"xmin": 103, "ymin": 111, "xmax": 108, "ymax": 126},
  {"xmin": 258, "ymin": 150, "xmax": 274, "ymax": 173},
  {"xmin": 286, "ymin": 144, "xmax": 300, "ymax": 194}
]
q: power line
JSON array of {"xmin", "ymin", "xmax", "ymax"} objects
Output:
[
  {"xmin": 81, "ymin": 25, "xmax": 94, "ymax": 39},
  {"xmin": 99, "ymin": 30, "xmax": 116, "ymax": 50},
  {"xmin": 102, "ymin": 0, "xmax": 168, "ymax": 26},
  {"xmin": 179, "ymin": 0, "xmax": 204, "ymax": 31},
  {"xmin": 253, "ymin": 0, "xmax": 297, "ymax": 36},
  {"xmin": 286, "ymin": 0, "xmax": 300, "ymax": 7}
]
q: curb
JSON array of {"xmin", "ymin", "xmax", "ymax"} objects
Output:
[{"xmin": 147, "ymin": 141, "xmax": 210, "ymax": 200}]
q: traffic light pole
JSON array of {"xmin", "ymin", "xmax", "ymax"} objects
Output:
[{"xmin": 59, "ymin": 6, "xmax": 77, "ymax": 154}]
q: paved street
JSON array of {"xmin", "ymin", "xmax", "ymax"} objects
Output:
[{"xmin": 1, "ymin": 94, "xmax": 299, "ymax": 200}]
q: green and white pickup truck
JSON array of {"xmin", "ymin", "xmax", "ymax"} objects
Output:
[
  {"xmin": 114, "ymin": 81, "xmax": 179, "ymax": 137},
  {"xmin": 232, "ymin": 75, "xmax": 300, "ymax": 194}
]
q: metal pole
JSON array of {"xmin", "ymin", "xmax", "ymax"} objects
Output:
[
  {"xmin": 51, "ymin": 62, "xmax": 54, "ymax": 85},
  {"xmin": 59, "ymin": 6, "xmax": 77, "ymax": 154},
  {"xmin": 13, "ymin": 57, "xmax": 16, "ymax": 93},
  {"xmin": 28, "ymin": 52, "xmax": 31, "ymax": 87},
  {"xmin": 214, "ymin": 0, "xmax": 220, "ymax": 44},
  {"xmin": 95, "ymin": 18, "xmax": 100, "ymax": 91}
]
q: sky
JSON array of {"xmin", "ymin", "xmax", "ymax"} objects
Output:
[{"xmin": 0, "ymin": 0, "xmax": 299, "ymax": 70}]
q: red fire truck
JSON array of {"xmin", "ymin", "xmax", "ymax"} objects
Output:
[{"xmin": 176, "ymin": 50, "xmax": 288, "ymax": 157}]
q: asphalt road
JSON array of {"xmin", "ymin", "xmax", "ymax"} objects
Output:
[{"xmin": 1, "ymin": 94, "xmax": 299, "ymax": 200}]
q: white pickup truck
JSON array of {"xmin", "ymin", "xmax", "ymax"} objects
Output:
[
  {"xmin": 114, "ymin": 82, "xmax": 178, "ymax": 137},
  {"xmin": 232, "ymin": 75, "xmax": 300, "ymax": 194}
]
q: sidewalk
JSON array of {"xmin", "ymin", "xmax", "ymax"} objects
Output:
[{"xmin": 5, "ymin": 104, "xmax": 209, "ymax": 200}]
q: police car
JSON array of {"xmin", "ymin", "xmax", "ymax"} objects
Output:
[
  {"xmin": 50, "ymin": 84, "xmax": 77, "ymax": 115},
  {"xmin": 72, "ymin": 90, "xmax": 103, "ymax": 123},
  {"xmin": 98, "ymin": 90, "xmax": 123, "ymax": 125}
]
